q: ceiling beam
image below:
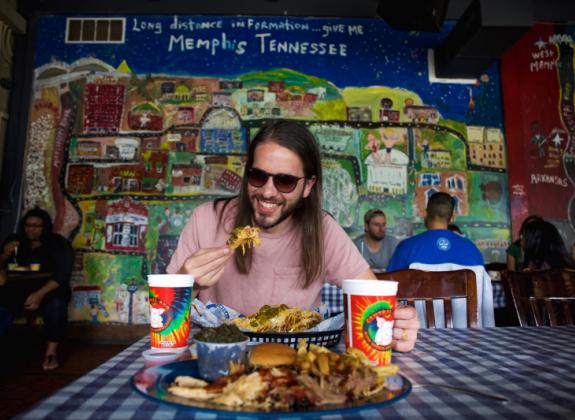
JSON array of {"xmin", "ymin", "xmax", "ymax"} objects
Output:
[{"xmin": 433, "ymin": 0, "xmax": 534, "ymax": 79}]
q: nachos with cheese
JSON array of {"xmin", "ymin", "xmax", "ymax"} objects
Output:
[
  {"xmin": 229, "ymin": 304, "xmax": 322, "ymax": 333},
  {"xmin": 227, "ymin": 225, "xmax": 261, "ymax": 255}
]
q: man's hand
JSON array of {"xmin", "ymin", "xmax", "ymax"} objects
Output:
[
  {"xmin": 392, "ymin": 305, "xmax": 419, "ymax": 352},
  {"xmin": 178, "ymin": 246, "xmax": 232, "ymax": 290},
  {"xmin": 24, "ymin": 291, "xmax": 44, "ymax": 311}
]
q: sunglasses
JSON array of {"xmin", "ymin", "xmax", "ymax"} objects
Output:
[{"xmin": 247, "ymin": 167, "xmax": 305, "ymax": 193}]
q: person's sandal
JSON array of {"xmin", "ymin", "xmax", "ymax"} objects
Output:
[{"xmin": 42, "ymin": 354, "xmax": 59, "ymax": 371}]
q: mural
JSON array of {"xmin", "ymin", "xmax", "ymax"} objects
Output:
[
  {"xmin": 501, "ymin": 24, "xmax": 575, "ymax": 246},
  {"xmin": 24, "ymin": 15, "xmax": 510, "ymax": 323}
]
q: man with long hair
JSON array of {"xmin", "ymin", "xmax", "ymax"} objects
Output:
[
  {"xmin": 0, "ymin": 207, "xmax": 73, "ymax": 370},
  {"xmin": 168, "ymin": 120, "xmax": 418, "ymax": 352}
]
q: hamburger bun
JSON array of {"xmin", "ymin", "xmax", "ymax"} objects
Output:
[{"xmin": 249, "ymin": 343, "xmax": 297, "ymax": 368}]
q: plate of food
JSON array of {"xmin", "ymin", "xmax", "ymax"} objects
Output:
[{"xmin": 131, "ymin": 342, "xmax": 411, "ymax": 417}]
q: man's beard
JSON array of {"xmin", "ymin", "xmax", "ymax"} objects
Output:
[
  {"xmin": 251, "ymin": 193, "xmax": 304, "ymax": 231},
  {"xmin": 367, "ymin": 231, "xmax": 385, "ymax": 241}
]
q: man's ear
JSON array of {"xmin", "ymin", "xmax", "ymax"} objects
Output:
[
  {"xmin": 450, "ymin": 214, "xmax": 456, "ymax": 224},
  {"xmin": 302, "ymin": 176, "xmax": 317, "ymax": 198}
]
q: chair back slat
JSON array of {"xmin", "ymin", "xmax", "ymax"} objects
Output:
[
  {"xmin": 443, "ymin": 298, "xmax": 453, "ymax": 328},
  {"xmin": 425, "ymin": 299, "xmax": 436, "ymax": 328},
  {"xmin": 528, "ymin": 298, "xmax": 543, "ymax": 326},
  {"xmin": 376, "ymin": 269, "xmax": 477, "ymax": 328},
  {"xmin": 502, "ymin": 269, "xmax": 575, "ymax": 327},
  {"xmin": 563, "ymin": 301, "xmax": 574, "ymax": 324},
  {"xmin": 544, "ymin": 298, "xmax": 558, "ymax": 326}
]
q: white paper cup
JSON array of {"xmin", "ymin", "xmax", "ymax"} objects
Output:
[
  {"xmin": 142, "ymin": 348, "xmax": 185, "ymax": 368},
  {"xmin": 342, "ymin": 279, "xmax": 398, "ymax": 366},
  {"xmin": 147, "ymin": 274, "xmax": 194, "ymax": 351}
]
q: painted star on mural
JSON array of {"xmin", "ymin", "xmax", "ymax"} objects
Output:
[
  {"xmin": 139, "ymin": 113, "xmax": 151, "ymax": 128},
  {"xmin": 534, "ymin": 37, "xmax": 547, "ymax": 50},
  {"xmin": 552, "ymin": 132, "xmax": 563, "ymax": 147}
]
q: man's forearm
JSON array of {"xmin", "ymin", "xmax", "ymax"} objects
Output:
[{"xmin": 35, "ymin": 279, "xmax": 60, "ymax": 298}]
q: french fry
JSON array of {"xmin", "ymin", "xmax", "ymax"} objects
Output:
[
  {"xmin": 317, "ymin": 353, "xmax": 330, "ymax": 375},
  {"xmin": 373, "ymin": 364, "xmax": 400, "ymax": 377},
  {"xmin": 309, "ymin": 361, "xmax": 322, "ymax": 377}
]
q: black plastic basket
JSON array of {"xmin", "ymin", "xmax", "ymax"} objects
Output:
[{"xmin": 243, "ymin": 328, "xmax": 343, "ymax": 349}]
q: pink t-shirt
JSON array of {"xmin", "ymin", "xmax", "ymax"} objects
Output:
[{"xmin": 166, "ymin": 199, "xmax": 368, "ymax": 315}]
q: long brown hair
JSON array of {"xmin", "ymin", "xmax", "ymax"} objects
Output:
[{"xmin": 215, "ymin": 120, "xmax": 324, "ymax": 288}]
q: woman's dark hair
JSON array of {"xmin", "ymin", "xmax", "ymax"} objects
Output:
[
  {"xmin": 511, "ymin": 215, "xmax": 544, "ymax": 247},
  {"xmin": 519, "ymin": 215, "xmax": 543, "ymax": 237},
  {"xmin": 447, "ymin": 223, "xmax": 463, "ymax": 235},
  {"xmin": 17, "ymin": 207, "xmax": 53, "ymax": 243},
  {"xmin": 215, "ymin": 120, "xmax": 324, "ymax": 288},
  {"xmin": 522, "ymin": 220, "xmax": 575, "ymax": 270}
]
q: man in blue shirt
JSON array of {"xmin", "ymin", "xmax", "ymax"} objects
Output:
[
  {"xmin": 388, "ymin": 192, "xmax": 494, "ymax": 327},
  {"xmin": 388, "ymin": 193, "xmax": 483, "ymax": 270}
]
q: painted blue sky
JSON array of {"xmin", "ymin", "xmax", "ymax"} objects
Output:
[{"xmin": 34, "ymin": 15, "xmax": 503, "ymax": 127}]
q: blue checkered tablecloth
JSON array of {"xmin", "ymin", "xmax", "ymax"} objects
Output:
[
  {"xmin": 321, "ymin": 280, "xmax": 508, "ymax": 314},
  {"xmin": 16, "ymin": 327, "xmax": 575, "ymax": 419},
  {"xmin": 491, "ymin": 280, "xmax": 507, "ymax": 309},
  {"xmin": 321, "ymin": 283, "xmax": 344, "ymax": 315}
]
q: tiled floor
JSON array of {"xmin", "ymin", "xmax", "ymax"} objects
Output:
[{"xmin": 0, "ymin": 326, "xmax": 129, "ymax": 419}]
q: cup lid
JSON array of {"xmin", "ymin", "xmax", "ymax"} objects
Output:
[
  {"xmin": 148, "ymin": 274, "xmax": 194, "ymax": 287},
  {"xmin": 342, "ymin": 279, "xmax": 398, "ymax": 295}
]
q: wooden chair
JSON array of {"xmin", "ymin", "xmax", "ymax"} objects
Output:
[
  {"xmin": 376, "ymin": 269, "xmax": 478, "ymax": 328},
  {"xmin": 501, "ymin": 269, "xmax": 575, "ymax": 326}
]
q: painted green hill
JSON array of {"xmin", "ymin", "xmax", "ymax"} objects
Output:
[{"xmin": 240, "ymin": 68, "xmax": 341, "ymax": 99}]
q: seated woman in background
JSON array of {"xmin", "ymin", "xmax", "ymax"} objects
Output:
[
  {"xmin": 506, "ymin": 215, "xmax": 543, "ymax": 271},
  {"xmin": 522, "ymin": 220, "xmax": 575, "ymax": 271},
  {"xmin": 0, "ymin": 207, "xmax": 73, "ymax": 370}
]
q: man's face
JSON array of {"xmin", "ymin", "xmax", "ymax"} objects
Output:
[
  {"xmin": 365, "ymin": 215, "xmax": 387, "ymax": 241},
  {"xmin": 24, "ymin": 216, "xmax": 44, "ymax": 241},
  {"xmin": 247, "ymin": 142, "xmax": 315, "ymax": 234}
]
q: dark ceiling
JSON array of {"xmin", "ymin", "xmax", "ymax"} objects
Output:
[{"xmin": 19, "ymin": 0, "xmax": 575, "ymax": 22}]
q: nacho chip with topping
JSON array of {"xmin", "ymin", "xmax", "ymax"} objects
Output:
[{"xmin": 227, "ymin": 225, "xmax": 261, "ymax": 255}]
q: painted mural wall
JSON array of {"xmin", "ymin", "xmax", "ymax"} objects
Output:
[
  {"xmin": 24, "ymin": 15, "xmax": 510, "ymax": 324},
  {"xmin": 501, "ymin": 23, "xmax": 575, "ymax": 246}
]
